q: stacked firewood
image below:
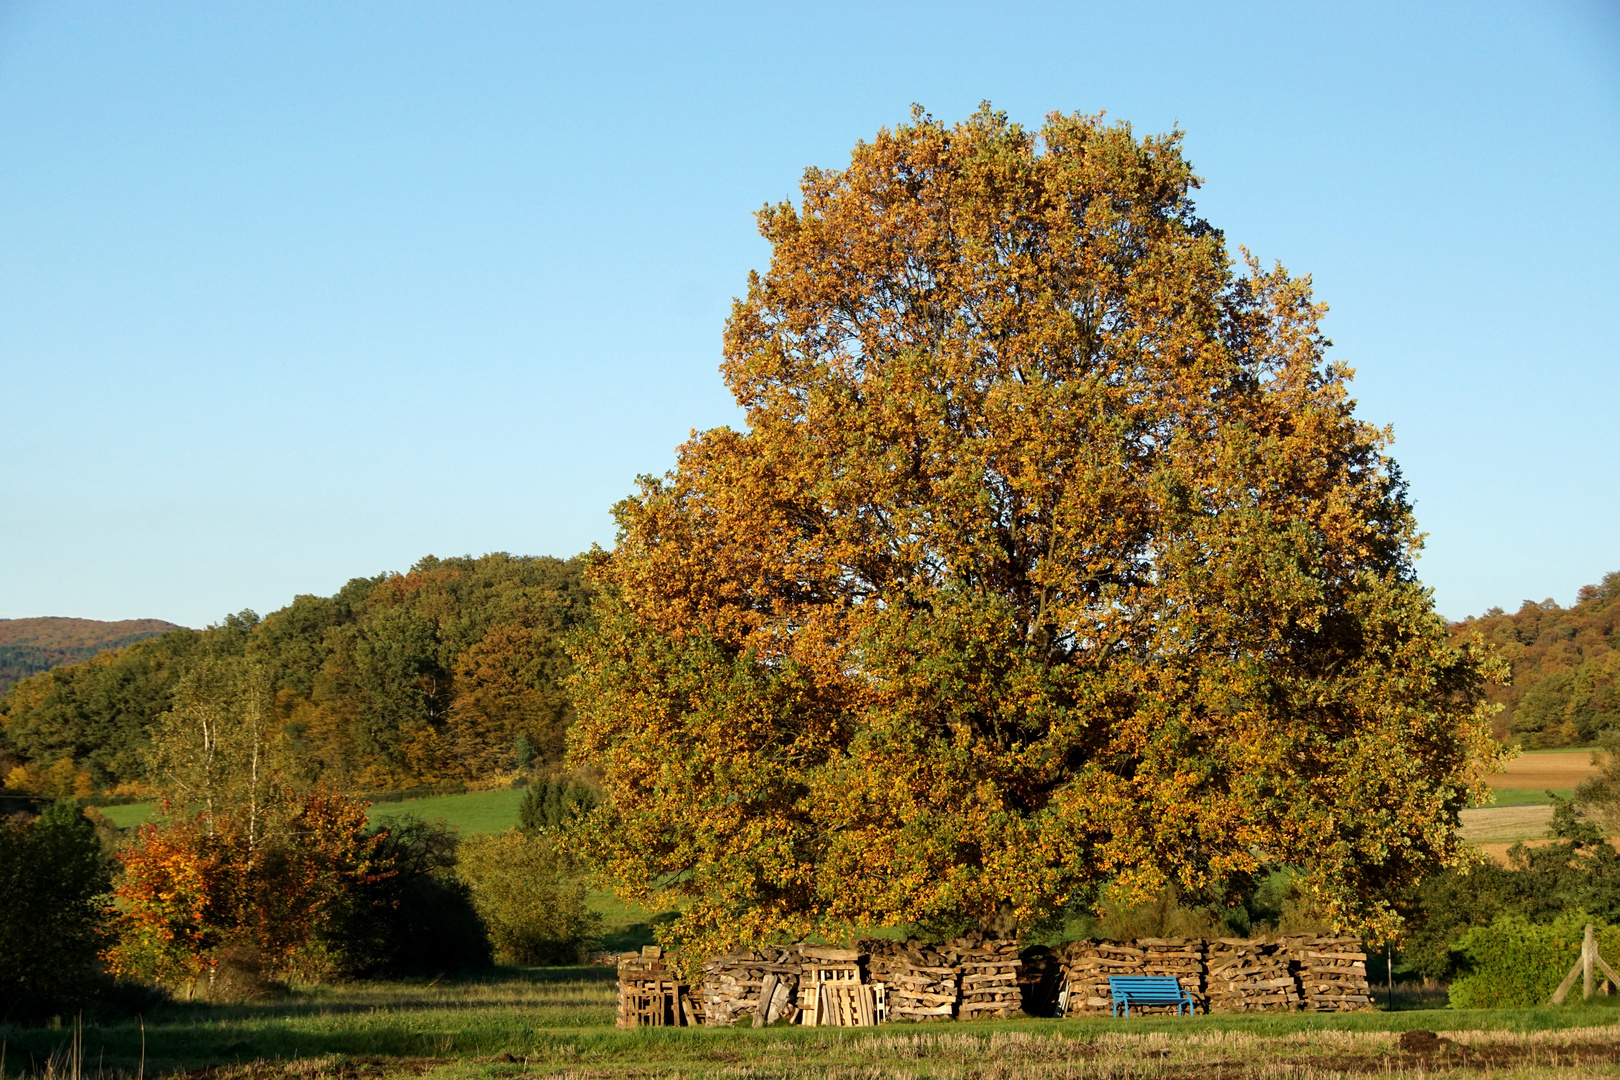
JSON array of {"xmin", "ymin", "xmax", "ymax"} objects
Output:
[
  {"xmin": 1053, "ymin": 940, "xmax": 1145, "ymax": 1016},
  {"xmin": 662, "ymin": 932, "xmax": 1374, "ymax": 1026},
  {"xmin": 859, "ymin": 938, "xmax": 961, "ymax": 1021},
  {"xmin": 1137, "ymin": 938, "xmax": 1205, "ymax": 1013},
  {"xmin": 859, "ymin": 937, "xmax": 908, "ymax": 991},
  {"xmin": 617, "ymin": 947, "xmax": 690, "ymax": 1027},
  {"xmin": 1293, "ymin": 937, "xmax": 1373, "ymax": 1011},
  {"xmin": 956, "ymin": 937, "xmax": 1023, "ymax": 1019},
  {"xmin": 1204, "ymin": 938, "xmax": 1299, "ymax": 1012},
  {"xmin": 698, "ymin": 947, "xmax": 803, "ymax": 1027}
]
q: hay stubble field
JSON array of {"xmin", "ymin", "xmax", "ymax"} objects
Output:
[{"xmin": 8, "ymin": 971, "xmax": 1620, "ymax": 1080}]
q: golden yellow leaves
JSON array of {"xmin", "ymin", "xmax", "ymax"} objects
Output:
[{"xmin": 569, "ymin": 108, "xmax": 1495, "ymax": 955}]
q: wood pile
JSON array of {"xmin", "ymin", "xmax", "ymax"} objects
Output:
[
  {"xmin": 1292, "ymin": 937, "xmax": 1373, "ymax": 1011},
  {"xmin": 617, "ymin": 946, "xmax": 690, "ymax": 1027},
  {"xmin": 859, "ymin": 937, "xmax": 906, "ymax": 985},
  {"xmin": 811, "ymin": 979, "xmax": 878, "ymax": 1025},
  {"xmin": 697, "ymin": 946, "xmax": 803, "ymax": 1027},
  {"xmin": 859, "ymin": 937, "xmax": 959, "ymax": 1021},
  {"xmin": 1204, "ymin": 938, "xmax": 1299, "ymax": 1012},
  {"xmin": 956, "ymin": 936, "xmax": 1023, "ymax": 1019},
  {"xmin": 652, "ymin": 932, "xmax": 1374, "ymax": 1027},
  {"xmin": 799, "ymin": 945, "xmax": 869, "ymax": 1026},
  {"xmin": 1139, "ymin": 938, "xmax": 1205, "ymax": 1013},
  {"xmin": 1052, "ymin": 940, "xmax": 1145, "ymax": 1016}
]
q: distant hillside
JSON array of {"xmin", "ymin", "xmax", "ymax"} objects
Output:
[
  {"xmin": 1449, "ymin": 572, "xmax": 1619, "ymax": 748},
  {"xmin": 0, "ymin": 554, "xmax": 589, "ymax": 794},
  {"xmin": 0, "ymin": 617, "xmax": 181, "ymax": 692}
]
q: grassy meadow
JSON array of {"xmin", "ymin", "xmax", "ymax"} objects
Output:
[
  {"xmin": 96, "ymin": 788, "xmax": 528, "ymax": 835},
  {"xmin": 7, "ymin": 972, "xmax": 1620, "ymax": 1079}
]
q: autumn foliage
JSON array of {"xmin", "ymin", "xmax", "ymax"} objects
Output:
[
  {"xmin": 1449, "ymin": 571, "xmax": 1620, "ymax": 747},
  {"xmin": 105, "ymin": 791, "xmax": 391, "ymax": 988},
  {"xmin": 568, "ymin": 106, "xmax": 1503, "ymax": 954},
  {"xmin": 1, "ymin": 553, "xmax": 589, "ymax": 794}
]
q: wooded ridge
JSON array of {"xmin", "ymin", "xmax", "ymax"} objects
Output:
[
  {"xmin": 0, "ymin": 553, "xmax": 589, "ymax": 795},
  {"xmin": 0, "ymin": 617, "xmax": 179, "ymax": 693}
]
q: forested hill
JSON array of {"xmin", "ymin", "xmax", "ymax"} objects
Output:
[
  {"xmin": 0, "ymin": 617, "xmax": 181, "ymax": 693},
  {"xmin": 0, "ymin": 553, "xmax": 589, "ymax": 797},
  {"xmin": 1449, "ymin": 571, "xmax": 1619, "ymax": 748}
]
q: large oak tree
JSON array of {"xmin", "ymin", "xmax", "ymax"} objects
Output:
[{"xmin": 569, "ymin": 106, "xmax": 1502, "ymax": 953}]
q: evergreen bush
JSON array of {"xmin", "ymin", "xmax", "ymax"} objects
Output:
[{"xmin": 0, "ymin": 801, "xmax": 112, "ymax": 1020}]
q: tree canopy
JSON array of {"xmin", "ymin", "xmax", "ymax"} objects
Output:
[
  {"xmin": 1448, "ymin": 571, "xmax": 1620, "ymax": 748},
  {"xmin": 0, "ymin": 617, "xmax": 179, "ymax": 694},
  {"xmin": 0, "ymin": 552, "xmax": 591, "ymax": 793},
  {"xmin": 0, "ymin": 800, "xmax": 111, "ymax": 1020},
  {"xmin": 568, "ymin": 106, "xmax": 1502, "ymax": 953}
]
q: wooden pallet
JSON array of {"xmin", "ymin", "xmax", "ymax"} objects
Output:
[{"xmin": 809, "ymin": 980, "xmax": 878, "ymax": 1026}]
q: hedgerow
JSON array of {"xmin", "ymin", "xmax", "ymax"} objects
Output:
[{"xmin": 1449, "ymin": 912, "xmax": 1620, "ymax": 1008}]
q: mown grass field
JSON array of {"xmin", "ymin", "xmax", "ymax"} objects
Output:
[
  {"xmin": 364, "ymin": 789, "xmax": 525, "ymax": 836},
  {"xmin": 1489, "ymin": 787, "xmax": 1578, "ymax": 807},
  {"xmin": 1487, "ymin": 750, "xmax": 1600, "ymax": 794},
  {"xmin": 7, "ymin": 970, "xmax": 1620, "ymax": 1079},
  {"xmin": 97, "ymin": 788, "xmax": 528, "ymax": 835}
]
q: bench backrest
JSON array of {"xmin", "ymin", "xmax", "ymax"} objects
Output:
[{"xmin": 1108, "ymin": 976, "xmax": 1188, "ymax": 999}]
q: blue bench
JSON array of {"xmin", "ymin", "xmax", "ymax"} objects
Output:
[{"xmin": 1108, "ymin": 975, "xmax": 1197, "ymax": 1017}]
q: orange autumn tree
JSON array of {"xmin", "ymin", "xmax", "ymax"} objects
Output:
[
  {"xmin": 568, "ymin": 105, "xmax": 1503, "ymax": 954},
  {"xmin": 106, "ymin": 792, "xmax": 391, "ymax": 988},
  {"xmin": 106, "ymin": 657, "xmax": 397, "ymax": 988}
]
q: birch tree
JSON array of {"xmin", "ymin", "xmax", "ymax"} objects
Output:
[{"xmin": 146, "ymin": 655, "xmax": 287, "ymax": 855}]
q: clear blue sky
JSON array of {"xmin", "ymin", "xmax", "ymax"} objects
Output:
[{"xmin": 2, "ymin": 1, "xmax": 1616, "ymax": 628}]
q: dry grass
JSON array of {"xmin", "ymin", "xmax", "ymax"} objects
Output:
[
  {"xmin": 1459, "ymin": 805, "xmax": 1558, "ymax": 844},
  {"xmin": 39, "ymin": 1023, "xmax": 1620, "ymax": 1079},
  {"xmin": 10, "ymin": 971, "xmax": 1620, "ymax": 1080}
]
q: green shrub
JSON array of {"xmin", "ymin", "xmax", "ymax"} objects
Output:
[
  {"xmin": 305, "ymin": 814, "xmax": 492, "ymax": 978},
  {"xmin": 457, "ymin": 830, "xmax": 599, "ymax": 965},
  {"xmin": 1449, "ymin": 912, "xmax": 1620, "ymax": 1008},
  {"xmin": 517, "ymin": 775, "xmax": 597, "ymax": 834},
  {"xmin": 0, "ymin": 801, "xmax": 113, "ymax": 1020}
]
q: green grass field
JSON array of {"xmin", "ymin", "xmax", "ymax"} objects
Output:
[
  {"xmin": 98, "ymin": 787, "xmax": 528, "ymax": 834},
  {"xmin": 6, "ymin": 971, "xmax": 1620, "ymax": 1079},
  {"xmin": 1490, "ymin": 787, "xmax": 1578, "ymax": 806},
  {"xmin": 365, "ymin": 788, "xmax": 525, "ymax": 834}
]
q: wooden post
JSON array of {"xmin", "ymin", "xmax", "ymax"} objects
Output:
[
  {"xmin": 1386, "ymin": 943, "xmax": 1394, "ymax": 1011},
  {"xmin": 1586, "ymin": 924, "xmax": 1597, "ymax": 1001},
  {"xmin": 1550, "ymin": 924, "xmax": 1620, "ymax": 1004}
]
